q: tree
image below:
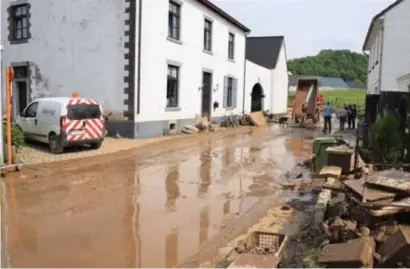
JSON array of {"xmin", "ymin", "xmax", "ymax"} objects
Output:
[{"xmin": 288, "ymin": 50, "xmax": 368, "ymax": 84}]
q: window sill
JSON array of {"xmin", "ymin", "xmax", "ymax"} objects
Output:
[
  {"xmin": 9, "ymin": 39, "xmax": 30, "ymax": 45},
  {"xmin": 228, "ymin": 58, "xmax": 235, "ymax": 63},
  {"xmin": 165, "ymin": 107, "xmax": 182, "ymax": 112},
  {"xmin": 225, "ymin": 107, "xmax": 234, "ymax": 111},
  {"xmin": 203, "ymin": 49, "xmax": 213, "ymax": 55},
  {"xmin": 167, "ymin": 37, "xmax": 183, "ymax": 45}
]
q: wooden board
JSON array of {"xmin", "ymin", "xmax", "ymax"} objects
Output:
[
  {"xmin": 292, "ymin": 90, "xmax": 308, "ymax": 115},
  {"xmin": 343, "ymin": 179, "xmax": 397, "ymax": 202},
  {"xmin": 318, "ymin": 166, "xmax": 342, "ymax": 179},
  {"xmin": 366, "ymin": 174, "xmax": 410, "ymax": 193},
  {"xmin": 249, "ymin": 112, "xmax": 267, "ymax": 127}
]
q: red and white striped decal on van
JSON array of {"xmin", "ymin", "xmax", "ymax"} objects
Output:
[{"xmin": 61, "ymin": 98, "xmax": 104, "ymax": 142}]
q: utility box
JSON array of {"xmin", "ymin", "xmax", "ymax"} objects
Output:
[
  {"xmin": 326, "ymin": 146, "xmax": 354, "ymax": 175},
  {"xmin": 312, "ymin": 136, "xmax": 338, "ymax": 172}
]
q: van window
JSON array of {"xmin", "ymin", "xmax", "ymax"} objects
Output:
[
  {"xmin": 67, "ymin": 104, "xmax": 101, "ymax": 120},
  {"xmin": 25, "ymin": 102, "xmax": 39, "ymax": 118}
]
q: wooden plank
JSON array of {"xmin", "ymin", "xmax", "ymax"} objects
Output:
[
  {"xmin": 366, "ymin": 175, "xmax": 410, "ymax": 193},
  {"xmin": 343, "ymin": 179, "xmax": 397, "ymax": 202},
  {"xmin": 318, "ymin": 166, "xmax": 342, "ymax": 179},
  {"xmin": 249, "ymin": 112, "xmax": 267, "ymax": 127}
]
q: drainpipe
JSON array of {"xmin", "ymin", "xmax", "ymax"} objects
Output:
[
  {"xmin": 136, "ymin": 0, "xmax": 142, "ymax": 114},
  {"xmin": 242, "ymin": 32, "xmax": 250, "ymax": 115},
  {"xmin": 377, "ymin": 21, "xmax": 384, "ymax": 98},
  {"xmin": 0, "ymin": 44, "xmax": 3, "ymax": 165}
]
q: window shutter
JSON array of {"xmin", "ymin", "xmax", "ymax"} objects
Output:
[
  {"xmin": 233, "ymin": 78, "xmax": 238, "ymax": 108},
  {"xmin": 223, "ymin": 76, "xmax": 228, "ymax": 108}
]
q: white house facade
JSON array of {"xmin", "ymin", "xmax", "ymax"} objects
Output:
[
  {"xmin": 244, "ymin": 36, "xmax": 289, "ymax": 116},
  {"xmin": 362, "ymin": 0, "xmax": 410, "ymax": 121},
  {"xmin": 1, "ymin": 0, "xmax": 250, "ymax": 139},
  {"xmin": 138, "ymin": 0, "xmax": 249, "ymax": 138}
]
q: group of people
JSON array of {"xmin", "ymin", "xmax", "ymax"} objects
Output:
[
  {"xmin": 338, "ymin": 104, "xmax": 357, "ymax": 131},
  {"xmin": 321, "ymin": 102, "xmax": 357, "ymax": 134}
]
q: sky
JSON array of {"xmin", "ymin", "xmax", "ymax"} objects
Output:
[{"xmin": 212, "ymin": 0, "xmax": 397, "ymax": 59}]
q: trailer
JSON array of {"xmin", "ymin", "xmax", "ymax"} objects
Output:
[{"xmin": 292, "ymin": 77, "xmax": 320, "ymax": 124}]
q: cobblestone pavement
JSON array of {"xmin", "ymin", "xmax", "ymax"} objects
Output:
[{"xmin": 16, "ymin": 127, "xmax": 253, "ymax": 166}]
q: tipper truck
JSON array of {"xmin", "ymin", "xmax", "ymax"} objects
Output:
[{"xmin": 292, "ymin": 77, "xmax": 320, "ymax": 124}]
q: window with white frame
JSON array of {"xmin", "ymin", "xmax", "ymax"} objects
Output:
[
  {"xmin": 223, "ymin": 76, "xmax": 238, "ymax": 108},
  {"xmin": 204, "ymin": 19, "xmax": 212, "ymax": 52},
  {"xmin": 228, "ymin": 33, "xmax": 235, "ymax": 60},
  {"xmin": 168, "ymin": 1, "xmax": 181, "ymax": 40},
  {"xmin": 167, "ymin": 65, "xmax": 179, "ymax": 108}
]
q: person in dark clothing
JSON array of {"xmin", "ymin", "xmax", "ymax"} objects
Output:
[
  {"xmin": 347, "ymin": 105, "xmax": 352, "ymax": 129},
  {"xmin": 351, "ymin": 104, "xmax": 357, "ymax": 129}
]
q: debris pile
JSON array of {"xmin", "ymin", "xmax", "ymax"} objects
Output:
[{"xmin": 313, "ymin": 161, "xmax": 410, "ymax": 268}]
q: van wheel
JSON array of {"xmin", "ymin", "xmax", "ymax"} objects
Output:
[
  {"xmin": 49, "ymin": 134, "xmax": 64, "ymax": 154},
  {"xmin": 90, "ymin": 141, "xmax": 102, "ymax": 150}
]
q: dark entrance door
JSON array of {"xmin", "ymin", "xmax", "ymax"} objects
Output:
[
  {"xmin": 201, "ymin": 72, "xmax": 212, "ymax": 119},
  {"xmin": 251, "ymin": 83, "xmax": 264, "ymax": 112},
  {"xmin": 12, "ymin": 65, "xmax": 30, "ymax": 119},
  {"xmin": 16, "ymin": 81, "xmax": 28, "ymax": 113}
]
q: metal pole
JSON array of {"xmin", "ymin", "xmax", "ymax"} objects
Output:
[
  {"xmin": 0, "ymin": 44, "xmax": 4, "ymax": 165},
  {"xmin": 6, "ymin": 66, "xmax": 12, "ymax": 165}
]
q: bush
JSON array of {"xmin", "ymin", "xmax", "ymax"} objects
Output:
[
  {"xmin": 2, "ymin": 123, "xmax": 24, "ymax": 152},
  {"xmin": 371, "ymin": 110, "xmax": 403, "ymax": 163}
]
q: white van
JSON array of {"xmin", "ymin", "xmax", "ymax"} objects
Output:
[{"xmin": 16, "ymin": 97, "xmax": 105, "ymax": 154}]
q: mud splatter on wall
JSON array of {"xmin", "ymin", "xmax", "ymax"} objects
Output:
[{"xmin": 29, "ymin": 63, "xmax": 50, "ymax": 99}]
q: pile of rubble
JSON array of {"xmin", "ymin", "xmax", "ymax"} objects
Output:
[
  {"xmin": 311, "ymin": 144, "xmax": 410, "ymax": 268},
  {"xmin": 181, "ymin": 112, "xmax": 267, "ymax": 135}
]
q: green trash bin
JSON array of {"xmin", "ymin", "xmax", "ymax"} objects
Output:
[{"xmin": 312, "ymin": 136, "xmax": 338, "ymax": 172}]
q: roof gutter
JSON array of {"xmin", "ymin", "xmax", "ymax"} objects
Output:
[{"xmin": 377, "ymin": 22, "xmax": 385, "ymax": 95}]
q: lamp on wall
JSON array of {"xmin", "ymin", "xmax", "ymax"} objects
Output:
[
  {"xmin": 198, "ymin": 83, "xmax": 204, "ymax": 91},
  {"xmin": 213, "ymin": 84, "xmax": 219, "ymax": 92}
]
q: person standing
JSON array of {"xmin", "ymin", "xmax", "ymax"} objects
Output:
[
  {"xmin": 351, "ymin": 104, "xmax": 357, "ymax": 129},
  {"xmin": 346, "ymin": 105, "xmax": 351, "ymax": 129},
  {"xmin": 322, "ymin": 102, "xmax": 333, "ymax": 134},
  {"xmin": 300, "ymin": 103, "xmax": 308, "ymax": 125},
  {"xmin": 339, "ymin": 106, "xmax": 348, "ymax": 131}
]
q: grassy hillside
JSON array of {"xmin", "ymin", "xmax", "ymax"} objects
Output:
[
  {"xmin": 288, "ymin": 50, "xmax": 367, "ymax": 85},
  {"xmin": 321, "ymin": 89, "xmax": 366, "ymax": 108},
  {"xmin": 288, "ymin": 88, "xmax": 366, "ymax": 109}
]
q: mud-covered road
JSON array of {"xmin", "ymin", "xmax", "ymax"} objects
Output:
[{"xmin": 2, "ymin": 126, "xmax": 318, "ymax": 268}]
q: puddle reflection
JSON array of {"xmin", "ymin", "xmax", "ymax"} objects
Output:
[
  {"xmin": 199, "ymin": 207, "xmax": 210, "ymax": 245},
  {"xmin": 165, "ymin": 165, "xmax": 180, "ymax": 211},
  {"xmin": 165, "ymin": 229, "xmax": 178, "ymax": 268},
  {"xmin": 2, "ymin": 128, "xmax": 319, "ymax": 268}
]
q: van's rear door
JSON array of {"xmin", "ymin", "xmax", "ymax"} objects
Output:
[{"xmin": 65, "ymin": 99, "xmax": 104, "ymax": 141}]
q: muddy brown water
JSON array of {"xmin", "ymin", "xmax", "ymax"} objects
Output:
[{"xmin": 1, "ymin": 126, "xmax": 319, "ymax": 268}]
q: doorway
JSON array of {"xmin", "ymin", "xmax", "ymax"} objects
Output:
[
  {"xmin": 16, "ymin": 81, "xmax": 29, "ymax": 114},
  {"xmin": 11, "ymin": 64, "xmax": 30, "ymax": 119},
  {"xmin": 201, "ymin": 72, "xmax": 212, "ymax": 119},
  {"xmin": 251, "ymin": 83, "xmax": 264, "ymax": 112}
]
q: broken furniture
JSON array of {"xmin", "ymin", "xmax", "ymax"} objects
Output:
[
  {"xmin": 318, "ymin": 237, "xmax": 375, "ymax": 268},
  {"xmin": 342, "ymin": 169, "xmax": 410, "ymax": 217},
  {"xmin": 377, "ymin": 226, "xmax": 410, "ymax": 267}
]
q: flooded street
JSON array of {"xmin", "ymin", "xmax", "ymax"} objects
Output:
[{"xmin": 2, "ymin": 126, "xmax": 318, "ymax": 268}]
